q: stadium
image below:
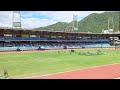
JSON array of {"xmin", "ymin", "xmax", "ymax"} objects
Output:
[{"xmin": 0, "ymin": 11, "xmax": 120, "ymax": 79}]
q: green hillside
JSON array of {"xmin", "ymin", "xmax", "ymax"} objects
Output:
[
  {"xmin": 36, "ymin": 12, "xmax": 119, "ymax": 33},
  {"xmin": 38, "ymin": 22, "xmax": 70, "ymax": 31}
]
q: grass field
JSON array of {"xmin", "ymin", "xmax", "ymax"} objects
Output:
[{"xmin": 0, "ymin": 49, "xmax": 120, "ymax": 79}]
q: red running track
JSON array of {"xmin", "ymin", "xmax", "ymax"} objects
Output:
[{"xmin": 24, "ymin": 63, "xmax": 120, "ymax": 79}]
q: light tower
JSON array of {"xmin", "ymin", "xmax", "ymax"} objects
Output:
[
  {"xmin": 119, "ymin": 11, "xmax": 120, "ymax": 32},
  {"xmin": 72, "ymin": 14, "xmax": 78, "ymax": 31},
  {"xmin": 108, "ymin": 17, "xmax": 114, "ymax": 33},
  {"xmin": 12, "ymin": 11, "xmax": 22, "ymax": 28}
]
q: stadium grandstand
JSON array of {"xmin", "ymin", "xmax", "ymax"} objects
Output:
[{"xmin": 0, "ymin": 27, "xmax": 120, "ymax": 51}]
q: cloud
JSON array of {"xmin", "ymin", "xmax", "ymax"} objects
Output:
[
  {"xmin": 21, "ymin": 18, "xmax": 56, "ymax": 29},
  {"xmin": 0, "ymin": 11, "xmax": 105, "ymax": 29},
  {"xmin": 0, "ymin": 11, "xmax": 13, "ymax": 27}
]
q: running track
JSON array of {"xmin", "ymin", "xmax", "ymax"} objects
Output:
[{"xmin": 24, "ymin": 63, "xmax": 120, "ymax": 79}]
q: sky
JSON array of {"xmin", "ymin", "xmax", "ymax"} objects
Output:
[{"xmin": 0, "ymin": 11, "xmax": 105, "ymax": 29}]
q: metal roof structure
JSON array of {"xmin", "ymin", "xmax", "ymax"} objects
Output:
[{"xmin": 0, "ymin": 27, "xmax": 120, "ymax": 37}]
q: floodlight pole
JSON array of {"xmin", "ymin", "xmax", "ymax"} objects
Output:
[
  {"xmin": 111, "ymin": 17, "xmax": 114, "ymax": 33},
  {"xmin": 119, "ymin": 11, "xmax": 120, "ymax": 32},
  {"xmin": 72, "ymin": 14, "xmax": 78, "ymax": 32},
  {"xmin": 12, "ymin": 11, "xmax": 22, "ymax": 28},
  {"xmin": 108, "ymin": 17, "xmax": 109, "ymax": 31},
  {"xmin": 12, "ymin": 11, "xmax": 14, "ymax": 28}
]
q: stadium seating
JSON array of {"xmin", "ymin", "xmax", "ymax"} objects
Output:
[
  {"xmin": 0, "ymin": 37, "xmax": 109, "ymax": 42},
  {"xmin": 0, "ymin": 37, "xmax": 112, "ymax": 51}
]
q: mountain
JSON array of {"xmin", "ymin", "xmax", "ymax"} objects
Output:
[
  {"xmin": 37, "ymin": 22, "xmax": 71, "ymax": 31},
  {"xmin": 36, "ymin": 12, "xmax": 119, "ymax": 33}
]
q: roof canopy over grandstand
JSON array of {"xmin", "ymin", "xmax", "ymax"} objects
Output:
[{"xmin": 0, "ymin": 27, "xmax": 120, "ymax": 38}]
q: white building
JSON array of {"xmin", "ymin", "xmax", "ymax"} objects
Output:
[{"xmin": 102, "ymin": 29, "xmax": 110, "ymax": 34}]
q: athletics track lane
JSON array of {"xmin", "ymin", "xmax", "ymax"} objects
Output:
[{"xmin": 24, "ymin": 63, "xmax": 120, "ymax": 79}]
